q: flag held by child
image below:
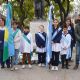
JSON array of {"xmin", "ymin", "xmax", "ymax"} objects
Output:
[
  {"xmin": 46, "ymin": 5, "xmax": 54, "ymax": 66},
  {"xmin": 3, "ymin": 2, "xmax": 14, "ymax": 62}
]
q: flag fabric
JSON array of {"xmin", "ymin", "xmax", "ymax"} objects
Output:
[
  {"xmin": 3, "ymin": 27, "xmax": 9, "ymax": 62},
  {"xmin": 46, "ymin": 5, "xmax": 54, "ymax": 66},
  {"xmin": 3, "ymin": 2, "xmax": 14, "ymax": 62}
]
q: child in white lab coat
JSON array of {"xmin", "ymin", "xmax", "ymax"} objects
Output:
[
  {"xmin": 61, "ymin": 25, "xmax": 71, "ymax": 69},
  {"xmin": 20, "ymin": 26, "xmax": 33, "ymax": 69}
]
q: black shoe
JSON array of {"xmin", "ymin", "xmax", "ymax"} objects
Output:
[
  {"xmin": 7, "ymin": 66, "xmax": 10, "ymax": 68},
  {"xmin": 1, "ymin": 66, "xmax": 5, "ymax": 69},
  {"xmin": 73, "ymin": 65, "xmax": 78, "ymax": 70}
]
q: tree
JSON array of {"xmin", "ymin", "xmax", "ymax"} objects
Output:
[
  {"xmin": 1, "ymin": 0, "xmax": 74, "ymax": 26},
  {"xmin": 45, "ymin": 0, "xmax": 74, "ymax": 24},
  {"xmin": 11, "ymin": 0, "xmax": 34, "ymax": 26}
]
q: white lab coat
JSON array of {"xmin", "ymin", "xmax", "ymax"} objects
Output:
[
  {"xmin": 13, "ymin": 29, "xmax": 22, "ymax": 49},
  {"xmin": 60, "ymin": 33, "xmax": 71, "ymax": 59},
  {"xmin": 20, "ymin": 32, "xmax": 33, "ymax": 53}
]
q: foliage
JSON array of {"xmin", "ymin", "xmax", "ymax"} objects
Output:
[
  {"xmin": 1, "ymin": 0, "xmax": 74, "ymax": 26},
  {"xmin": 9, "ymin": 0, "xmax": 34, "ymax": 26},
  {"xmin": 45, "ymin": 0, "xmax": 74, "ymax": 24}
]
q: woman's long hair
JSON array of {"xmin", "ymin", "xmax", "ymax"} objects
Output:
[{"xmin": 66, "ymin": 17, "xmax": 74, "ymax": 27}]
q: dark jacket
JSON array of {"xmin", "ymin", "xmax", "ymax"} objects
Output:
[
  {"xmin": 75, "ymin": 23, "xmax": 80, "ymax": 43},
  {"xmin": 0, "ymin": 29, "xmax": 4, "ymax": 50},
  {"xmin": 68, "ymin": 26, "xmax": 76, "ymax": 46},
  {"xmin": 35, "ymin": 32, "xmax": 46, "ymax": 48},
  {"xmin": 52, "ymin": 26, "xmax": 62, "ymax": 43}
]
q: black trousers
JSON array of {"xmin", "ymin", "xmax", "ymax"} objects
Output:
[
  {"xmin": 38, "ymin": 52, "xmax": 46, "ymax": 64},
  {"xmin": 0, "ymin": 49, "xmax": 10, "ymax": 68},
  {"xmin": 51, "ymin": 51, "xmax": 60, "ymax": 66},
  {"xmin": 61, "ymin": 54, "xmax": 68, "ymax": 68}
]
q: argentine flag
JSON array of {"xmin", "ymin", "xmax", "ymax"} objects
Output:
[{"xmin": 46, "ymin": 5, "xmax": 54, "ymax": 66}]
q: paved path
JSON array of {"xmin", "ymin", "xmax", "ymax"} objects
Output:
[{"xmin": 0, "ymin": 49, "xmax": 80, "ymax": 80}]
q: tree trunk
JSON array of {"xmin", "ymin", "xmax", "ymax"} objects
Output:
[{"xmin": 54, "ymin": 0, "xmax": 70, "ymax": 24}]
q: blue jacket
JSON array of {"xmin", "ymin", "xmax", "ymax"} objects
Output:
[
  {"xmin": 52, "ymin": 26, "xmax": 62, "ymax": 43},
  {"xmin": 35, "ymin": 32, "xmax": 46, "ymax": 48},
  {"xmin": 0, "ymin": 29, "xmax": 4, "ymax": 50},
  {"xmin": 68, "ymin": 26, "xmax": 76, "ymax": 46}
]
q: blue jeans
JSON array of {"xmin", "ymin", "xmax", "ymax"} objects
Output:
[
  {"xmin": 76, "ymin": 42, "xmax": 80, "ymax": 65},
  {"xmin": 11, "ymin": 49, "xmax": 19, "ymax": 68}
]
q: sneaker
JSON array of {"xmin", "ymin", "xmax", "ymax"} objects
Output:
[
  {"xmin": 28, "ymin": 64, "xmax": 32, "ymax": 69},
  {"xmin": 51, "ymin": 66, "xmax": 55, "ymax": 71},
  {"xmin": 42, "ymin": 64, "xmax": 45, "ymax": 67},
  {"xmin": 14, "ymin": 67, "xmax": 18, "ymax": 70},
  {"xmin": 22, "ymin": 65, "xmax": 26, "ymax": 69},
  {"xmin": 38, "ymin": 63, "xmax": 41, "ymax": 67},
  {"xmin": 11, "ymin": 67, "xmax": 15, "ymax": 71},
  {"xmin": 55, "ymin": 66, "xmax": 58, "ymax": 71}
]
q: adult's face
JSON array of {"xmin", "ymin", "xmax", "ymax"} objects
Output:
[
  {"xmin": 0, "ymin": 19, "xmax": 5, "ymax": 27},
  {"xmin": 53, "ymin": 20, "xmax": 58, "ymax": 28},
  {"xmin": 76, "ymin": 15, "xmax": 80, "ymax": 23},
  {"xmin": 66, "ymin": 20, "xmax": 70, "ymax": 27}
]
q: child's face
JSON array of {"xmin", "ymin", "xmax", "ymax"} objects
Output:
[
  {"xmin": 24, "ymin": 28, "xmax": 29, "ymax": 32},
  {"xmin": 13, "ymin": 23, "xmax": 17, "ymax": 29},
  {"xmin": 63, "ymin": 28, "xmax": 68, "ymax": 34},
  {"xmin": 39, "ymin": 26, "xmax": 44, "ymax": 32}
]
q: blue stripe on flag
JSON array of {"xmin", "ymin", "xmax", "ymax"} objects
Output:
[
  {"xmin": 46, "ymin": 5, "xmax": 53, "ymax": 67},
  {"xmin": 5, "ymin": 3, "xmax": 15, "ymax": 56}
]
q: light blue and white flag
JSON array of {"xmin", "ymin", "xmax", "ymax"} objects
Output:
[{"xmin": 46, "ymin": 5, "xmax": 54, "ymax": 66}]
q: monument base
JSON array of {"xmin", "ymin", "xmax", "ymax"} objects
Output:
[{"xmin": 30, "ymin": 20, "xmax": 48, "ymax": 48}]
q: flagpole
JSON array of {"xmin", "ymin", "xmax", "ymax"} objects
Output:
[{"xmin": 46, "ymin": 2, "xmax": 54, "ymax": 68}]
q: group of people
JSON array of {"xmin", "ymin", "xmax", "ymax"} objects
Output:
[{"xmin": 0, "ymin": 14, "xmax": 80, "ymax": 71}]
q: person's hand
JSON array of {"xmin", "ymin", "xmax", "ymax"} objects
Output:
[
  {"xmin": 51, "ymin": 41, "xmax": 53, "ymax": 44},
  {"xmin": 63, "ymin": 47, "xmax": 67, "ymax": 50}
]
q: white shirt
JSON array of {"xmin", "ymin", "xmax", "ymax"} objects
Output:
[
  {"xmin": 52, "ymin": 43, "xmax": 61, "ymax": 52},
  {"xmin": 20, "ymin": 32, "xmax": 33, "ymax": 53},
  {"xmin": 60, "ymin": 33, "xmax": 71, "ymax": 55},
  {"xmin": 13, "ymin": 28, "xmax": 22, "ymax": 49}
]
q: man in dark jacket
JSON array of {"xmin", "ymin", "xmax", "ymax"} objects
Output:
[
  {"xmin": 0, "ymin": 14, "xmax": 10, "ymax": 68},
  {"xmin": 73, "ymin": 14, "xmax": 80, "ymax": 70}
]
